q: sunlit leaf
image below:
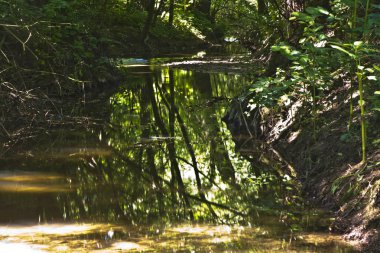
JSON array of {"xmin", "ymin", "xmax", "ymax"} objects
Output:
[
  {"xmin": 354, "ymin": 41, "xmax": 363, "ymax": 48},
  {"xmin": 330, "ymin": 44, "xmax": 356, "ymax": 58},
  {"xmin": 305, "ymin": 7, "xmax": 329, "ymax": 16}
]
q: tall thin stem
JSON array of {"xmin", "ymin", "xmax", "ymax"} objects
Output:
[
  {"xmin": 364, "ymin": 0, "xmax": 371, "ymax": 39},
  {"xmin": 348, "ymin": 0, "xmax": 359, "ymax": 132},
  {"xmin": 364, "ymin": 0, "xmax": 371, "ymax": 25},
  {"xmin": 312, "ymin": 77, "xmax": 317, "ymax": 141},
  {"xmin": 358, "ymin": 73, "xmax": 366, "ymax": 162},
  {"xmin": 353, "ymin": 0, "xmax": 358, "ymax": 29},
  {"xmin": 348, "ymin": 72, "xmax": 355, "ymax": 130},
  {"xmin": 356, "ymin": 54, "xmax": 366, "ymax": 162}
]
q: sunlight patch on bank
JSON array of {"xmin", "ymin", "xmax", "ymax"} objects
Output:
[{"xmin": 0, "ymin": 241, "xmax": 47, "ymax": 253}]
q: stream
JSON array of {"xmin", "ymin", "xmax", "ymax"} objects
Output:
[{"xmin": 0, "ymin": 50, "xmax": 359, "ymax": 252}]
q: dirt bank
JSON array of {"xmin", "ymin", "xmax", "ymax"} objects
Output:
[
  {"xmin": 273, "ymin": 83, "xmax": 380, "ymax": 252},
  {"xmin": 222, "ymin": 78, "xmax": 380, "ymax": 251}
]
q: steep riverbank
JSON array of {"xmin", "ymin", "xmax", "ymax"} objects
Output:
[
  {"xmin": 274, "ymin": 84, "xmax": 380, "ymax": 252},
  {"xmin": 222, "ymin": 73, "xmax": 380, "ymax": 251}
]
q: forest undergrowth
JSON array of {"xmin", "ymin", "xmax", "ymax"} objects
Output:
[{"xmin": 0, "ymin": 0, "xmax": 208, "ymax": 149}]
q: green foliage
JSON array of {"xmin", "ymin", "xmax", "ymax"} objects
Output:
[
  {"xmin": 255, "ymin": 1, "xmax": 379, "ymax": 162},
  {"xmin": 247, "ymin": 7, "xmax": 338, "ymax": 137},
  {"xmin": 0, "ymin": 0, "xmax": 119, "ymax": 91},
  {"xmin": 374, "ymin": 92, "xmax": 380, "ymax": 111},
  {"xmin": 247, "ymin": 73, "xmax": 292, "ymax": 110},
  {"xmin": 327, "ymin": 0, "xmax": 380, "ymax": 161}
]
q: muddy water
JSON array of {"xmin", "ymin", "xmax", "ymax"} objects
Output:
[{"xmin": 0, "ymin": 56, "xmax": 358, "ymax": 252}]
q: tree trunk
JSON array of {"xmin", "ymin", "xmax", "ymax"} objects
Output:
[
  {"xmin": 142, "ymin": 0, "xmax": 156, "ymax": 43},
  {"xmin": 193, "ymin": 73, "xmax": 237, "ymax": 186},
  {"xmin": 153, "ymin": 0, "xmax": 165, "ymax": 24},
  {"xmin": 148, "ymin": 77, "xmax": 194, "ymax": 221},
  {"xmin": 258, "ymin": 0, "xmax": 267, "ymax": 14},
  {"xmin": 140, "ymin": 81, "xmax": 165, "ymax": 216},
  {"xmin": 197, "ymin": 0, "xmax": 211, "ymax": 17},
  {"xmin": 169, "ymin": 0, "xmax": 175, "ymax": 26}
]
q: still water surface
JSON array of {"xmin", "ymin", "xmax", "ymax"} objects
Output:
[{"xmin": 0, "ymin": 56, "xmax": 358, "ymax": 252}]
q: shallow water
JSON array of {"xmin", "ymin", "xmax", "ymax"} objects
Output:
[
  {"xmin": 0, "ymin": 223, "xmax": 356, "ymax": 252},
  {"xmin": 0, "ymin": 54, "xmax": 358, "ymax": 252}
]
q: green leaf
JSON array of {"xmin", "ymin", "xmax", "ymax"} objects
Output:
[
  {"xmin": 305, "ymin": 7, "xmax": 330, "ymax": 16},
  {"xmin": 271, "ymin": 45, "xmax": 281, "ymax": 51},
  {"xmin": 375, "ymin": 91, "xmax": 380, "ymax": 95},
  {"xmin": 330, "ymin": 44, "xmax": 356, "ymax": 58},
  {"xmin": 291, "ymin": 50, "xmax": 301, "ymax": 55},
  {"xmin": 271, "ymin": 45, "xmax": 292, "ymax": 56},
  {"xmin": 354, "ymin": 41, "xmax": 363, "ymax": 48},
  {"xmin": 291, "ymin": 11, "xmax": 314, "ymax": 23},
  {"xmin": 331, "ymin": 184, "xmax": 339, "ymax": 194}
]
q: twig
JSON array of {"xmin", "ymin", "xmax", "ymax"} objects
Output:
[
  {"xmin": 0, "ymin": 123, "xmax": 10, "ymax": 137},
  {"xmin": 238, "ymin": 101, "xmax": 254, "ymax": 138},
  {"xmin": 3, "ymin": 26, "xmax": 38, "ymax": 60}
]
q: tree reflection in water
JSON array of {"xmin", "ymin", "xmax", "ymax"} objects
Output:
[
  {"xmin": 62, "ymin": 65, "xmax": 302, "ymax": 226},
  {"xmin": 0, "ymin": 64, "xmax": 358, "ymax": 252}
]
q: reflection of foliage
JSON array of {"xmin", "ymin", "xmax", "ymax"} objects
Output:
[{"xmin": 59, "ymin": 66, "xmax": 303, "ymax": 227}]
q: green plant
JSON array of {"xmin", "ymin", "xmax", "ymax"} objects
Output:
[
  {"xmin": 270, "ymin": 3, "xmax": 379, "ymax": 163},
  {"xmin": 330, "ymin": 42, "xmax": 379, "ymax": 163},
  {"xmin": 270, "ymin": 7, "xmax": 336, "ymax": 138}
]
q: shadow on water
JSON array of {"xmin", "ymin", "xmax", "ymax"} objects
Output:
[{"xmin": 0, "ymin": 59, "xmax": 358, "ymax": 252}]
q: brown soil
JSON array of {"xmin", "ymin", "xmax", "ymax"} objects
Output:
[{"xmin": 274, "ymin": 83, "xmax": 380, "ymax": 252}]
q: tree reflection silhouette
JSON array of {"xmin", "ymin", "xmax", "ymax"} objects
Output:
[{"xmin": 56, "ymin": 65, "xmax": 303, "ymax": 226}]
